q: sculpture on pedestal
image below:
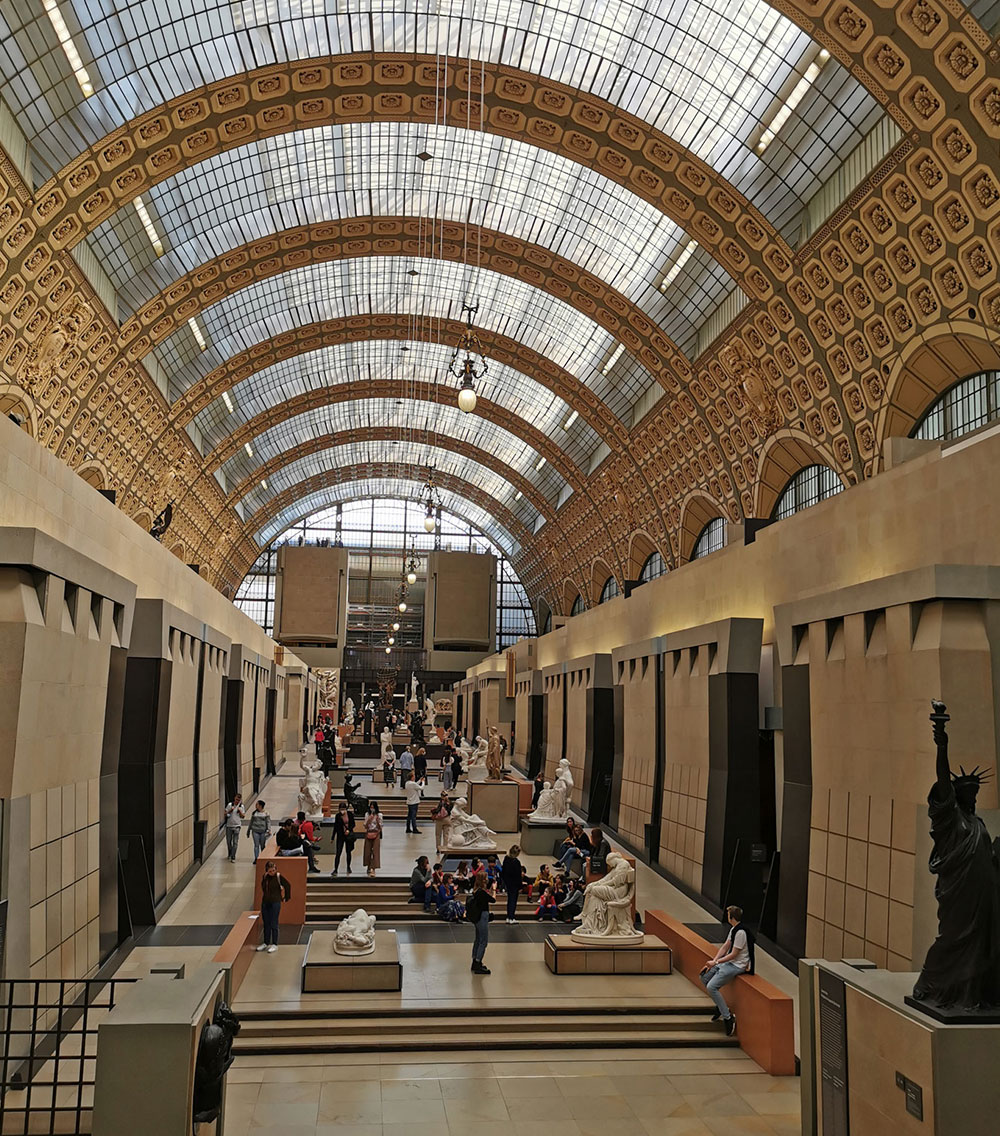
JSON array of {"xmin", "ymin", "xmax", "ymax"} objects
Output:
[
  {"xmin": 526, "ymin": 781, "xmax": 568, "ymax": 822},
  {"xmin": 298, "ymin": 749, "xmax": 328, "ymax": 815},
  {"xmin": 380, "ymin": 727, "xmax": 395, "ymax": 763},
  {"xmin": 486, "ymin": 725, "xmax": 503, "ymax": 781},
  {"xmin": 911, "ymin": 700, "xmax": 1000, "ymax": 1011},
  {"xmin": 441, "ymin": 798, "xmax": 497, "ymax": 849},
  {"xmin": 334, "ymin": 909, "xmax": 377, "ymax": 956},
  {"xmin": 343, "ymin": 696, "xmax": 355, "ymax": 725},
  {"xmin": 192, "ymin": 1001, "xmax": 241, "ymax": 1125},
  {"xmin": 342, "ymin": 774, "xmax": 370, "ymax": 818},
  {"xmin": 555, "ymin": 758, "xmax": 574, "ymax": 798},
  {"xmin": 571, "ymin": 852, "xmax": 642, "ymax": 944}
]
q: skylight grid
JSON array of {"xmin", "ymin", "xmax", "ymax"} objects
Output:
[
  {"xmin": 1, "ymin": 1, "xmax": 882, "ymax": 232},
  {"xmin": 158, "ymin": 258, "xmax": 657, "ymax": 421}
]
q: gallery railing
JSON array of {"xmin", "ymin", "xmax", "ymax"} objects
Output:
[{"xmin": 0, "ymin": 978, "xmax": 136, "ymax": 1135}]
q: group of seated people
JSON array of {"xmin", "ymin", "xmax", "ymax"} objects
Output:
[
  {"xmin": 530, "ymin": 867, "xmax": 586, "ymax": 920},
  {"xmin": 554, "ymin": 823, "xmax": 611, "ymax": 879},
  {"xmin": 274, "ymin": 812, "xmax": 322, "ymax": 873}
]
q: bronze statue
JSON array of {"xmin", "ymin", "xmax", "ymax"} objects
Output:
[
  {"xmin": 149, "ymin": 500, "xmax": 173, "ymax": 541},
  {"xmin": 912, "ymin": 700, "xmax": 1000, "ymax": 1010},
  {"xmin": 192, "ymin": 1001, "xmax": 241, "ymax": 1124},
  {"xmin": 342, "ymin": 774, "xmax": 370, "ymax": 817}
]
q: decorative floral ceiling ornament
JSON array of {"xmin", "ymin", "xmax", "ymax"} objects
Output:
[{"xmin": 722, "ymin": 343, "xmax": 783, "ymax": 439}]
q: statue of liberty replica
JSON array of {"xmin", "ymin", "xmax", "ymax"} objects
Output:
[{"xmin": 910, "ymin": 700, "xmax": 1000, "ymax": 1014}]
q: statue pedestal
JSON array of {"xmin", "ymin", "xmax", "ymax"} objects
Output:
[
  {"xmin": 328, "ymin": 767, "xmax": 347, "ymax": 792},
  {"xmin": 519, "ymin": 817, "xmax": 569, "ymax": 855},
  {"xmin": 466, "ymin": 766, "xmax": 488, "ymax": 783},
  {"xmin": 543, "ymin": 934, "xmax": 672, "ymax": 975},
  {"xmin": 468, "ymin": 780, "xmax": 520, "ymax": 833},
  {"xmin": 301, "ymin": 930, "xmax": 401, "ymax": 993}
]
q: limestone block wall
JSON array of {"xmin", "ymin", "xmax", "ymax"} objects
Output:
[
  {"xmin": 662, "ymin": 646, "xmax": 712, "ymax": 892},
  {"xmin": 614, "ymin": 652, "xmax": 658, "ymax": 852},
  {"xmin": 165, "ymin": 627, "xmax": 199, "ymax": 895},
  {"xmin": 283, "ymin": 667, "xmax": 307, "ymax": 753},
  {"xmin": 562, "ymin": 663, "xmax": 589, "ymax": 811},
  {"xmin": 541, "ymin": 667, "xmax": 564, "ymax": 781},
  {"xmin": 197, "ymin": 643, "xmax": 228, "ymax": 831}
]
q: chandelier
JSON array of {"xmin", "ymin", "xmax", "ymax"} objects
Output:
[
  {"xmin": 449, "ymin": 303, "xmax": 488, "ymax": 413},
  {"xmin": 420, "ymin": 465, "xmax": 441, "ymax": 533}
]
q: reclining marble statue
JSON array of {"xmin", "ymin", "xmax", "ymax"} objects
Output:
[
  {"xmin": 441, "ymin": 797, "xmax": 498, "ymax": 849},
  {"xmin": 334, "ymin": 908, "xmax": 377, "ymax": 956},
  {"xmin": 571, "ymin": 852, "xmax": 643, "ymax": 944},
  {"xmin": 910, "ymin": 700, "xmax": 1000, "ymax": 1012}
]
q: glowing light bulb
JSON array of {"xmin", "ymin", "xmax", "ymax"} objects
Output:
[
  {"xmin": 392, "ymin": 622, "xmax": 400, "ymax": 632},
  {"xmin": 388, "ymin": 637, "xmax": 395, "ymax": 645},
  {"xmin": 385, "ymin": 646, "xmax": 392, "ymax": 654},
  {"xmin": 457, "ymin": 385, "xmax": 477, "ymax": 413},
  {"xmin": 423, "ymin": 514, "xmax": 435, "ymax": 532},
  {"xmin": 398, "ymin": 601, "xmax": 407, "ymax": 613},
  {"xmin": 406, "ymin": 570, "xmax": 417, "ymax": 584}
]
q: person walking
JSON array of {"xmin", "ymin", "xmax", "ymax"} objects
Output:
[
  {"xmin": 224, "ymin": 794, "xmax": 244, "ymax": 862},
  {"xmin": 399, "ymin": 745, "xmax": 414, "ymax": 787},
  {"xmin": 466, "ymin": 871, "xmax": 495, "ymax": 974},
  {"xmin": 501, "ymin": 844, "xmax": 526, "ymax": 923},
  {"xmin": 362, "ymin": 802, "xmax": 383, "ymax": 878},
  {"xmin": 442, "ymin": 750, "xmax": 454, "ymax": 791},
  {"xmin": 405, "ymin": 775, "xmax": 424, "ymax": 834},
  {"xmin": 247, "ymin": 800, "xmax": 271, "ymax": 863},
  {"xmin": 699, "ymin": 905, "xmax": 754, "ymax": 1037},
  {"xmin": 257, "ymin": 860, "xmax": 291, "ymax": 954},
  {"xmin": 330, "ymin": 801, "xmax": 356, "ymax": 876}
]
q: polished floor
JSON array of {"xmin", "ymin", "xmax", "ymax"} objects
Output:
[{"xmin": 118, "ymin": 757, "xmax": 802, "ymax": 1135}]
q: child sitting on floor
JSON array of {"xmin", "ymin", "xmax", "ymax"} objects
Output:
[{"xmin": 534, "ymin": 886, "xmax": 559, "ymax": 920}]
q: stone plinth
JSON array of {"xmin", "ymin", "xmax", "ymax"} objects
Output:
[
  {"xmin": 543, "ymin": 934, "xmax": 672, "ymax": 975},
  {"xmin": 328, "ymin": 768, "xmax": 347, "ymax": 792},
  {"xmin": 301, "ymin": 930, "xmax": 402, "ymax": 993},
  {"xmin": 519, "ymin": 817, "xmax": 569, "ymax": 854},
  {"xmin": 468, "ymin": 779, "xmax": 520, "ymax": 833}
]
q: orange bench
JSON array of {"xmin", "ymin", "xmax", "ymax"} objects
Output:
[
  {"xmin": 252, "ymin": 838, "xmax": 308, "ymax": 924},
  {"xmin": 645, "ymin": 909, "xmax": 795, "ymax": 1075},
  {"xmin": 213, "ymin": 910, "xmax": 262, "ymax": 997}
]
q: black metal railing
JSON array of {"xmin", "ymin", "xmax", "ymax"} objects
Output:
[{"xmin": 0, "ymin": 978, "xmax": 136, "ymax": 1135}]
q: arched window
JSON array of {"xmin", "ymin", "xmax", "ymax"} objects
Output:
[
  {"xmin": 542, "ymin": 610, "xmax": 552, "ymax": 635},
  {"xmin": 914, "ymin": 370, "xmax": 1000, "ymax": 441},
  {"xmin": 599, "ymin": 576, "xmax": 619, "ymax": 604},
  {"xmin": 692, "ymin": 517, "xmax": 726, "ymax": 559},
  {"xmin": 772, "ymin": 464, "xmax": 843, "ymax": 520},
  {"xmin": 639, "ymin": 551, "xmax": 666, "ymax": 582},
  {"xmin": 570, "ymin": 593, "xmax": 585, "ymax": 616}
]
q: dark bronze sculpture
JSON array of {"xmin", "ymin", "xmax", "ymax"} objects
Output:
[
  {"xmin": 192, "ymin": 1001, "xmax": 241, "ymax": 1125},
  {"xmin": 342, "ymin": 774, "xmax": 370, "ymax": 817},
  {"xmin": 911, "ymin": 700, "xmax": 1000, "ymax": 1012},
  {"xmin": 149, "ymin": 500, "xmax": 173, "ymax": 541}
]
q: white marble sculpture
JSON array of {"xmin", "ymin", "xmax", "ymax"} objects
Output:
[
  {"xmin": 465, "ymin": 735, "xmax": 489, "ymax": 782},
  {"xmin": 441, "ymin": 798, "xmax": 498, "ymax": 850},
  {"xmin": 571, "ymin": 853, "xmax": 643, "ymax": 945},
  {"xmin": 525, "ymin": 780, "xmax": 568, "ymax": 823},
  {"xmin": 555, "ymin": 757, "xmax": 575, "ymax": 796},
  {"xmin": 486, "ymin": 725, "xmax": 503, "ymax": 781},
  {"xmin": 333, "ymin": 908, "xmax": 377, "ymax": 956},
  {"xmin": 298, "ymin": 748, "xmax": 328, "ymax": 815},
  {"xmin": 343, "ymin": 696, "xmax": 355, "ymax": 725},
  {"xmin": 410, "ymin": 671, "xmax": 418, "ymax": 704},
  {"xmin": 380, "ymin": 727, "xmax": 395, "ymax": 763},
  {"xmin": 424, "ymin": 696, "xmax": 435, "ymax": 721}
]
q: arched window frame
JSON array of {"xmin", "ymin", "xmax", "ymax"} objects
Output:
[
  {"xmin": 639, "ymin": 551, "xmax": 667, "ymax": 582},
  {"xmin": 772, "ymin": 464, "xmax": 843, "ymax": 520},
  {"xmin": 692, "ymin": 517, "xmax": 726, "ymax": 560},
  {"xmin": 913, "ymin": 370, "xmax": 1000, "ymax": 442},
  {"xmin": 570, "ymin": 593, "xmax": 585, "ymax": 616},
  {"xmin": 599, "ymin": 576, "xmax": 620, "ymax": 604}
]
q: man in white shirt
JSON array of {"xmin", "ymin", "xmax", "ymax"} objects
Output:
[
  {"xmin": 224, "ymin": 794, "xmax": 244, "ymax": 863},
  {"xmin": 699, "ymin": 904, "xmax": 754, "ymax": 1036},
  {"xmin": 405, "ymin": 776, "xmax": 424, "ymax": 834}
]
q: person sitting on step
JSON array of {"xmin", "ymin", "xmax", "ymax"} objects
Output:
[
  {"xmin": 556, "ymin": 877, "xmax": 586, "ymax": 921},
  {"xmin": 435, "ymin": 873, "xmax": 465, "ymax": 922},
  {"xmin": 454, "ymin": 860, "xmax": 472, "ymax": 892},
  {"xmin": 533, "ymin": 886, "xmax": 559, "ymax": 920},
  {"xmin": 275, "ymin": 818, "xmax": 321, "ymax": 873},
  {"xmin": 409, "ymin": 855, "xmax": 431, "ymax": 904},
  {"xmin": 424, "ymin": 865, "xmax": 444, "ymax": 911},
  {"xmin": 534, "ymin": 864, "xmax": 554, "ymax": 894}
]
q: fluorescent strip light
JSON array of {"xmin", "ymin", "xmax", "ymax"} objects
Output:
[
  {"xmin": 535, "ymin": 457, "xmax": 546, "ymax": 472},
  {"xmin": 244, "ymin": 442, "xmax": 253, "ymax": 457},
  {"xmin": 260, "ymin": 478, "xmax": 268, "ymax": 489},
  {"xmin": 43, "ymin": 1, "xmax": 93, "ymax": 98},
  {"xmin": 601, "ymin": 343, "xmax": 625, "ymax": 376},
  {"xmin": 563, "ymin": 410, "xmax": 579, "ymax": 429},
  {"xmin": 514, "ymin": 490, "xmax": 523, "ymax": 501},
  {"xmin": 133, "ymin": 196, "xmax": 163, "ymax": 256},
  {"xmin": 222, "ymin": 391, "xmax": 234, "ymax": 413},
  {"xmin": 756, "ymin": 50, "xmax": 830, "ymax": 155},
  {"xmin": 188, "ymin": 317, "xmax": 207, "ymax": 350},
  {"xmin": 660, "ymin": 240, "xmax": 697, "ymax": 291}
]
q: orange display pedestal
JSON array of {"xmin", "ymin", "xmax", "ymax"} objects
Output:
[{"xmin": 252, "ymin": 838, "xmax": 307, "ymax": 924}]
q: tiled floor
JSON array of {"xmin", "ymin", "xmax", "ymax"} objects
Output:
[{"xmin": 119, "ymin": 757, "xmax": 803, "ymax": 1135}]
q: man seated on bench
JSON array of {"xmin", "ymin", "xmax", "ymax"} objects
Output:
[
  {"xmin": 699, "ymin": 904, "xmax": 755, "ymax": 1038},
  {"xmin": 276, "ymin": 817, "xmax": 321, "ymax": 873}
]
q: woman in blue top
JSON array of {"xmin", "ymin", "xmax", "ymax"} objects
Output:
[{"xmin": 435, "ymin": 873, "xmax": 465, "ymax": 922}]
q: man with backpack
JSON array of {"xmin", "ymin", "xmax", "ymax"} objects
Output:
[{"xmin": 698, "ymin": 904, "xmax": 755, "ymax": 1037}]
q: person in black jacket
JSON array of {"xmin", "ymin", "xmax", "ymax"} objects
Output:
[
  {"xmin": 329, "ymin": 801, "xmax": 356, "ymax": 876},
  {"xmin": 465, "ymin": 871, "xmax": 495, "ymax": 974},
  {"xmin": 500, "ymin": 845, "xmax": 527, "ymax": 923}
]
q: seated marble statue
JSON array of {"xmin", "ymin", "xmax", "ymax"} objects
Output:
[
  {"xmin": 526, "ymin": 780, "xmax": 569, "ymax": 822},
  {"xmin": 441, "ymin": 798, "xmax": 498, "ymax": 850},
  {"xmin": 334, "ymin": 908, "xmax": 377, "ymax": 955},
  {"xmin": 468, "ymin": 736, "xmax": 488, "ymax": 765},
  {"xmin": 572, "ymin": 852, "xmax": 642, "ymax": 942}
]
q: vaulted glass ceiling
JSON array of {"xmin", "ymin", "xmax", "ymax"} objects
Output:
[
  {"xmin": 90, "ymin": 122, "xmax": 734, "ymax": 358},
  {"xmin": 160, "ymin": 259, "xmax": 659, "ymax": 425},
  {"xmin": 217, "ymin": 395, "xmax": 574, "ymax": 515},
  {"xmin": 258, "ymin": 480, "xmax": 521, "ymax": 553},
  {"xmin": 202, "ymin": 343, "xmax": 601, "ymax": 471},
  {"xmin": 2, "ymin": 0, "xmax": 882, "ymax": 240},
  {"xmin": 239, "ymin": 439, "xmax": 545, "ymax": 524}
]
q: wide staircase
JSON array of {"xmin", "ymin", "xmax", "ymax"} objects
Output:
[
  {"xmin": 232, "ymin": 1002, "xmax": 737, "ymax": 1057},
  {"xmin": 306, "ymin": 875, "xmax": 440, "ymax": 922}
]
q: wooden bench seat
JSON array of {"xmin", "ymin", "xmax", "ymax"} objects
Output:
[{"xmin": 644, "ymin": 909, "xmax": 795, "ymax": 1075}]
